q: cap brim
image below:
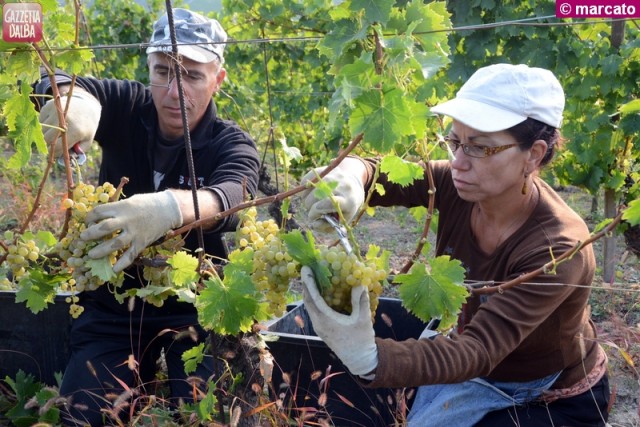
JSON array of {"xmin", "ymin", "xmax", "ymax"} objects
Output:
[
  {"xmin": 146, "ymin": 44, "xmax": 218, "ymax": 63},
  {"xmin": 431, "ymin": 98, "xmax": 526, "ymax": 132}
]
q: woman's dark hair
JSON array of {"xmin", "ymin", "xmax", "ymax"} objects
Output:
[{"xmin": 507, "ymin": 118, "xmax": 563, "ymax": 167}]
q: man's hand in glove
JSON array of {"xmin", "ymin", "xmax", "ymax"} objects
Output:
[
  {"xmin": 39, "ymin": 90, "xmax": 102, "ymax": 156},
  {"xmin": 301, "ymin": 265, "xmax": 378, "ymax": 378},
  {"xmin": 300, "ymin": 160, "xmax": 366, "ymax": 233},
  {"xmin": 80, "ymin": 191, "xmax": 183, "ymax": 274}
]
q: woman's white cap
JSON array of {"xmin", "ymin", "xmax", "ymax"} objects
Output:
[{"xmin": 431, "ymin": 63, "xmax": 565, "ymax": 132}]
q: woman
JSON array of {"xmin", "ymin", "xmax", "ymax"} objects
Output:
[{"xmin": 300, "ymin": 63, "xmax": 610, "ymax": 426}]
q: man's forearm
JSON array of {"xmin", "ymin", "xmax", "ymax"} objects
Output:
[{"xmin": 170, "ymin": 189, "xmax": 223, "ymax": 230}]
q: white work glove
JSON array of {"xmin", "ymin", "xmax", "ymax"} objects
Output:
[
  {"xmin": 39, "ymin": 91, "xmax": 101, "ymax": 156},
  {"xmin": 80, "ymin": 191, "xmax": 183, "ymax": 273},
  {"xmin": 300, "ymin": 167, "xmax": 365, "ymax": 233},
  {"xmin": 301, "ymin": 266, "xmax": 378, "ymax": 377}
]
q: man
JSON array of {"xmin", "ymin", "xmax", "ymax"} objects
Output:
[{"xmin": 36, "ymin": 9, "xmax": 259, "ymax": 425}]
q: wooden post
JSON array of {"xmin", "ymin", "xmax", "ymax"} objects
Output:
[{"xmin": 602, "ymin": 189, "xmax": 617, "ymax": 283}]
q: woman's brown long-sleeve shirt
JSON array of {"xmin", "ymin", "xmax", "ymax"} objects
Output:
[{"xmin": 364, "ymin": 160, "xmax": 600, "ymax": 390}]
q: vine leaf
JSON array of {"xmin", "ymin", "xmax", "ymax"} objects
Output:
[
  {"xmin": 352, "ymin": 0, "xmax": 394, "ymax": 26},
  {"xmin": 623, "ymin": 199, "xmax": 640, "ymax": 226},
  {"xmin": 281, "ymin": 229, "xmax": 331, "ymax": 292},
  {"xmin": 395, "ymin": 256, "xmax": 468, "ymax": 330},
  {"xmin": 168, "ymin": 251, "xmax": 199, "ymax": 286},
  {"xmin": 196, "ymin": 249, "xmax": 266, "ymax": 335},
  {"xmin": 15, "ymin": 270, "xmax": 60, "ymax": 313},
  {"xmin": 182, "ymin": 343, "xmax": 205, "ymax": 375},
  {"xmin": 380, "ymin": 155, "xmax": 425, "ymax": 186},
  {"xmin": 86, "ymin": 257, "xmax": 117, "ymax": 282},
  {"xmin": 350, "ymin": 87, "xmax": 416, "ymax": 152},
  {"xmin": 4, "ymin": 82, "xmax": 46, "ymax": 169},
  {"xmin": 318, "ymin": 18, "xmax": 368, "ymax": 60}
]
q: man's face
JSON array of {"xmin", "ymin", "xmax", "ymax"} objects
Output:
[{"xmin": 148, "ymin": 52, "xmax": 226, "ymax": 140}]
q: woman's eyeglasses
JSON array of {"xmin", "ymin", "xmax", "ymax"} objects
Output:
[{"xmin": 439, "ymin": 136, "xmax": 518, "ymax": 159}]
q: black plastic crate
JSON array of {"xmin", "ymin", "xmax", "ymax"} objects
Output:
[
  {"xmin": 261, "ymin": 297, "xmax": 433, "ymax": 426},
  {"xmin": 0, "ymin": 291, "xmax": 72, "ymax": 385}
]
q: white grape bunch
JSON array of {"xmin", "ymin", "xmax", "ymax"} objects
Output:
[
  {"xmin": 55, "ymin": 181, "xmax": 118, "ymax": 293},
  {"xmin": 4, "ymin": 232, "xmax": 41, "ymax": 283},
  {"xmin": 238, "ymin": 207, "xmax": 299, "ymax": 316},
  {"xmin": 316, "ymin": 244, "xmax": 388, "ymax": 316},
  {"xmin": 235, "ymin": 207, "xmax": 389, "ymax": 318}
]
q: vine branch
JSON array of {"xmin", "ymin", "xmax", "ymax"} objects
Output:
[{"xmin": 471, "ymin": 208, "xmax": 625, "ymax": 295}]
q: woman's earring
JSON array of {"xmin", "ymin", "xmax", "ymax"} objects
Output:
[{"xmin": 522, "ymin": 173, "xmax": 529, "ymax": 195}]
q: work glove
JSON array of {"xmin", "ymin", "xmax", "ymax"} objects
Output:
[
  {"xmin": 301, "ymin": 266, "xmax": 378, "ymax": 377},
  {"xmin": 300, "ymin": 167, "xmax": 364, "ymax": 233},
  {"xmin": 80, "ymin": 191, "xmax": 183, "ymax": 274},
  {"xmin": 39, "ymin": 91, "xmax": 101, "ymax": 157}
]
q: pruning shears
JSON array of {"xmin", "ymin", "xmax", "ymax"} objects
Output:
[
  {"xmin": 322, "ymin": 214, "xmax": 353, "ymax": 254},
  {"xmin": 57, "ymin": 142, "xmax": 87, "ymax": 167}
]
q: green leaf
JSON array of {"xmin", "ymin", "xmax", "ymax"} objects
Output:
[
  {"xmin": 5, "ymin": 370, "xmax": 42, "ymax": 427},
  {"xmin": 395, "ymin": 256, "xmax": 468, "ymax": 330},
  {"xmin": 14, "ymin": 270, "xmax": 60, "ymax": 314},
  {"xmin": 34, "ymin": 387, "xmax": 60, "ymax": 423},
  {"xmin": 4, "ymin": 83, "xmax": 46, "ymax": 169},
  {"xmin": 182, "ymin": 343, "xmax": 205, "ymax": 375},
  {"xmin": 86, "ymin": 257, "xmax": 117, "ymax": 282},
  {"xmin": 351, "ymin": 0, "xmax": 394, "ymax": 25},
  {"xmin": 317, "ymin": 19, "xmax": 368, "ymax": 59},
  {"xmin": 278, "ymin": 137, "xmax": 302, "ymax": 168},
  {"xmin": 349, "ymin": 87, "xmax": 414, "ymax": 151},
  {"xmin": 619, "ymin": 99, "xmax": 640, "ymax": 114},
  {"xmin": 168, "ymin": 251, "xmax": 199, "ymax": 287},
  {"xmin": 195, "ymin": 385, "xmax": 217, "ymax": 421},
  {"xmin": 196, "ymin": 249, "xmax": 264, "ymax": 335},
  {"xmin": 281, "ymin": 230, "xmax": 332, "ymax": 291},
  {"xmin": 623, "ymin": 200, "xmax": 640, "ymax": 226},
  {"xmin": 380, "ymin": 155, "xmax": 424, "ymax": 186}
]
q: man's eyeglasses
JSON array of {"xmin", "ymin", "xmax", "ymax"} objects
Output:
[
  {"xmin": 149, "ymin": 67, "xmax": 208, "ymax": 90},
  {"xmin": 439, "ymin": 136, "xmax": 519, "ymax": 159}
]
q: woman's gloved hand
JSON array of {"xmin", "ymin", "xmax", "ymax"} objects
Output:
[
  {"xmin": 80, "ymin": 191, "xmax": 183, "ymax": 273},
  {"xmin": 39, "ymin": 91, "xmax": 102, "ymax": 156},
  {"xmin": 301, "ymin": 266, "xmax": 378, "ymax": 377},
  {"xmin": 300, "ymin": 166, "xmax": 365, "ymax": 233}
]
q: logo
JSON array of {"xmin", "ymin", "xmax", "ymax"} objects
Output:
[{"xmin": 3, "ymin": 3, "xmax": 43, "ymax": 43}]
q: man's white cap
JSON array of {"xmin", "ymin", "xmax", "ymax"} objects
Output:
[
  {"xmin": 431, "ymin": 63, "xmax": 565, "ymax": 132},
  {"xmin": 146, "ymin": 8, "xmax": 227, "ymax": 63}
]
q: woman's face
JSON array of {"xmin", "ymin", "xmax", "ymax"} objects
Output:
[
  {"xmin": 448, "ymin": 120, "xmax": 530, "ymax": 204},
  {"xmin": 148, "ymin": 53, "xmax": 226, "ymax": 140}
]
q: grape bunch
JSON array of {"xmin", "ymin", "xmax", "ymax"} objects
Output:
[
  {"xmin": 316, "ymin": 244, "xmax": 388, "ymax": 316},
  {"xmin": 234, "ymin": 207, "xmax": 389, "ymax": 318},
  {"xmin": 238, "ymin": 207, "xmax": 299, "ymax": 316},
  {"xmin": 55, "ymin": 182, "xmax": 118, "ymax": 293},
  {"xmin": 4, "ymin": 232, "xmax": 40, "ymax": 283}
]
